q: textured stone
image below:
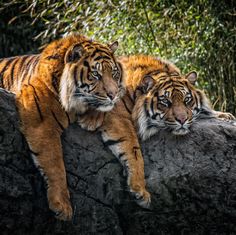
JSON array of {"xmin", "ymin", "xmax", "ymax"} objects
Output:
[{"xmin": 0, "ymin": 88, "xmax": 236, "ymax": 235}]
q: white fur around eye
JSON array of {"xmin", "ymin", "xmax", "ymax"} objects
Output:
[{"xmin": 95, "ymin": 62, "xmax": 101, "ymax": 71}]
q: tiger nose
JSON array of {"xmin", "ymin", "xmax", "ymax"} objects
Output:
[
  {"xmin": 107, "ymin": 92, "xmax": 115, "ymax": 100},
  {"xmin": 175, "ymin": 115, "xmax": 187, "ymax": 124}
]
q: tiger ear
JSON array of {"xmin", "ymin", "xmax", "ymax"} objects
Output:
[
  {"xmin": 186, "ymin": 71, "xmax": 198, "ymax": 85},
  {"xmin": 109, "ymin": 41, "xmax": 119, "ymax": 53},
  {"xmin": 65, "ymin": 44, "xmax": 84, "ymax": 63},
  {"xmin": 140, "ymin": 75, "xmax": 155, "ymax": 93}
]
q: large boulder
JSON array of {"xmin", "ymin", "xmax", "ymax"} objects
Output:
[{"xmin": 0, "ymin": 88, "xmax": 236, "ymax": 235}]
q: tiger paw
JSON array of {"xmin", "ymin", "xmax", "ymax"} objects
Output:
[
  {"xmin": 47, "ymin": 188, "xmax": 73, "ymax": 221},
  {"xmin": 216, "ymin": 111, "xmax": 235, "ymax": 120},
  {"xmin": 78, "ymin": 109, "xmax": 104, "ymax": 131},
  {"xmin": 131, "ymin": 187, "xmax": 151, "ymax": 209}
]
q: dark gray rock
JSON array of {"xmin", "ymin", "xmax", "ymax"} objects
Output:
[{"xmin": 0, "ymin": 88, "xmax": 236, "ymax": 235}]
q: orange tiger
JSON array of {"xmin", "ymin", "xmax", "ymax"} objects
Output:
[
  {"xmin": 0, "ymin": 34, "xmax": 125, "ymax": 220},
  {"xmin": 119, "ymin": 55, "xmax": 235, "ymax": 140},
  {"xmin": 81, "ymin": 55, "xmax": 235, "ymax": 210}
]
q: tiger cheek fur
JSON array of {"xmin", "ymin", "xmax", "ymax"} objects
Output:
[
  {"xmin": 59, "ymin": 63, "xmax": 88, "ymax": 113},
  {"xmin": 0, "ymin": 34, "xmax": 124, "ymax": 221}
]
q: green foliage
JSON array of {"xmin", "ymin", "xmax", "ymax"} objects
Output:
[
  {"xmin": 0, "ymin": 1, "xmax": 42, "ymax": 56},
  {"xmin": 0, "ymin": 0, "xmax": 235, "ymax": 113}
]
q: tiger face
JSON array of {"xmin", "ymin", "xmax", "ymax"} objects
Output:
[
  {"xmin": 60, "ymin": 41, "xmax": 125, "ymax": 113},
  {"xmin": 133, "ymin": 71, "xmax": 210, "ymax": 140}
]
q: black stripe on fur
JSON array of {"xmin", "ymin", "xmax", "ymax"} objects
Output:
[{"xmin": 103, "ymin": 137, "xmax": 126, "ymax": 148}]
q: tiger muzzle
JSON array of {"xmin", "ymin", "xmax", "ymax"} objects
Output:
[{"xmin": 173, "ymin": 105, "xmax": 188, "ymax": 125}]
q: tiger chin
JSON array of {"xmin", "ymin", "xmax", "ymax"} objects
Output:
[
  {"xmin": 0, "ymin": 34, "xmax": 125, "ymax": 221},
  {"xmin": 119, "ymin": 55, "xmax": 235, "ymax": 141}
]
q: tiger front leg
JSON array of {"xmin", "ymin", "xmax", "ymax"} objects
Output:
[
  {"xmin": 25, "ymin": 127, "xmax": 73, "ymax": 220},
  {"xmin": 126, "ymin": 145, "xmax": 151, "ymax": 208},
  {"xmin": 16, "ymin": 87, "xmax": 72, "ymax": 221},
  {"xmin": 101, "ymin": 115, "xmax": 151, "ymax": 208}
]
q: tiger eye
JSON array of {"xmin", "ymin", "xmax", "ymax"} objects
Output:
[
  {"xmin": 92, "ymin": 71, "xmax": 99, "ymax": 76},
  {"xmin": 158, "ymin": 96, "xmax": 171, "ymax": 107},
  {"xmin": 184, "ymin": 96, "xmax": 192, "ymax": 104}
]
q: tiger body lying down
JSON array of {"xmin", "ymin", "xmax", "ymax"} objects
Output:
[
  {"xmin": 1, "ymin": 45, "xmax": 234, "ymax": 221},
  {"xmin": 84, "ymin": 55, "xmax": 234, "ymax": 211},
  {"xmin": 0, "ymin": 34, "xmax": 125, "ymax": 220}
]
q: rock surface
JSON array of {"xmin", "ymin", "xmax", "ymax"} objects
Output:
[{"xmin": 0, "ymin": 88, "xmax": 236, "ymax": 235}]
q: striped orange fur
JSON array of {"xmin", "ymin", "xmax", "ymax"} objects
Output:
[
  {"xmin": 0, "ymin": 34, "xmax": 124, "ymax": 220},
  {"xmin": 85, "ymin": 55, "xmax": 235, "ymax": 209},
  {"xmin": 119, "ymin": 55, "xmax": 235, "ymax": 140}
]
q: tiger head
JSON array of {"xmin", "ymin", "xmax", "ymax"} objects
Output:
[
  {"xmin": 59, "ymin": 38, "xmax": 125, "ymax": 113},
  {"xmin": 133, "ymin": 71, "xmax": 212, "ymax": 140}
]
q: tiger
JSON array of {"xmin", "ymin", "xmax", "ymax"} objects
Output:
[
  {"xmin": 80, "ymin": 55, "xmax": 235, "ymax": 211},
  {"xmin": 120, "ymin": 55, "xmax": 235, "ymax": 140},
  {"xmin": 0, "ymin": 34, "xmax": 125, "ymax": 220}
]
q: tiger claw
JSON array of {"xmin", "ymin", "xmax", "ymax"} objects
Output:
[
  {"xmin": 48, "ymin": 189, "xmax": 73, "ymax": 221},
  {"xmin": 132, "ymin": 189, "xmax": 151, "ymax": 209},
  {"xmin": 216, "ymin": 111, "xmax": 235, "ymax": 121},
  {"xmin": 51, "ymin": 200, "xmax": 73, "ymax": 221},
  {"xmin": 54, "ymin": 206, "xmax": 72, "ymax": 221}
]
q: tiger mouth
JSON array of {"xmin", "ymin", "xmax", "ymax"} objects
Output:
[
  {"xmin": 171, "ymin": 127, "xmax": 190, "ymax": 136},
  {"xmin": 97, "ymin": 102, "xmax": 115, "ymax": 112},
  {"xmin": 148, "ymin": 121, "xmax": 190, "ymax": 136},
  {"xmin": 88, "ymin": 97, "xmax": 121, "ymax": 112},
  {"xmin": 163, "ymin": 120, "xmax": 192, "ymax": 136}
]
